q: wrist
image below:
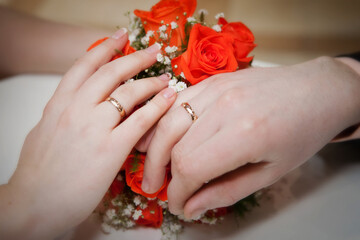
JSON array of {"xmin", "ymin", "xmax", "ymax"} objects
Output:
[
  {"xmin": 0, "ymin": 184, "xmax": 32, "ymax": 239},
  {"xmin": 0, "ymin": 180, "xmax": 48, "ymax": 240}
]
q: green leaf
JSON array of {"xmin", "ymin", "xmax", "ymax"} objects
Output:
[{"xmin": 231, "ymin": 193, "xmax": 259, "ymax": 218}]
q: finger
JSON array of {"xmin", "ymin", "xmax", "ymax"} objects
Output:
[
  {"xmin": 141, "ymin": 100, "xmax": 215, "ymax": 195},
  {"xmin": 135, "ymin": 73, "xmax": 220, "ymax": 152},
  {"xmin": 93, "ymin": 73, "xmax": 171, "ymax": 128},
  {"xmin": 135, "ymin": 125, "xmax": 157, "ymax": 152},
  {"xmin": 167, "ymin": 128, "xmax": 262, "ymax": 215},
  {"xmin": 183, "ymin": 162, "xmax": 274, "ymax": 220},
  {"xmin": 78, "ymin": 43, "xmax": 161, "ymax": 104},
  {"xmin": 57, "ymin": 29, "xmax": 128, "ymax": 95},
  {"xmin": 111, "ymin": 87, "xmax": 177, "ymax": 154}
]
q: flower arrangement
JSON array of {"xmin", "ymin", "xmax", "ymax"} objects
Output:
[{"xmin": 88, "ymin": 0, "xmax": 259, "ymax": 238}]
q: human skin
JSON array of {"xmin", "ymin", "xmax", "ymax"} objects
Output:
[
  {"xmin": 0, "ymin": 6, "xmax": 111, "ymax": 76},
  {"xmin": 0, "ymin": 30, "xmax": 176, "ymax": 239},
  {"xmin": 137, "ymin": 56, "xmax": 360, "ymax": 219}
]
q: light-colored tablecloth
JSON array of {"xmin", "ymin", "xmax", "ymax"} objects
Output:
[{"xmin": 1, "ymin": 61, "xmax": 359, "ymax": 240}]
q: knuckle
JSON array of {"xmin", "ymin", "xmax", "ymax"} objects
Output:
[
  {"xmin": 234, "ymin": 115, "xmax": 266, "ymax": 144},
  {"xmin": 171, "ymin": 144, "xmax": 195, "ymax": 178},
  {"xmin": 97, "ymin": 64, "xmax": 117, "ymax": 78},
  {"xmin": 115, "ymin": 84, "xmax": 134, "ymax": 100},
  {"xmin": 217, "ymin": 89, "xmax": 243, "ymax": 111},
  {"xmin": 150, "ymin": 95, "xmax": 169, "ymax": 112},
  {"xmin": 132, "ymin": 51, "xmax": 152, "ymax": 69},
  {"xmin": 73, "ymin": 56, "xmax": 96, "ymax": 70},
  {"xmin": 131, "ymin": 111, "xmax": 151, "ymax": 130},
  {"xmin": 156, "ymin": 114, "xmax": 174, "ymax": 135},
  {"xmin": 57, "ymin": 105, "xmax": 81, "ymax": 130},
  {"xmin": 152, "ymin": 76, "xmax": 167, "ymax": 88}
]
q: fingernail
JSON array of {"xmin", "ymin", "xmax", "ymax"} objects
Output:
[
  {"xmin": 158, "ymin": 73, "xmax": 172, "ymax": 81},
  {"xmin": 162, "ymin": 87, "xmax": 176, "ymax": 99},
  {"xmin": 145, "ymin": 43, "xmax": 161, "ymax": 53},
  {"xmin": 141, "ymin": 178, "xmax": 150, "ymax": 193},
  {"xmin": 111, "ymin": 28, "xmax": 127, "ymax": 39},
  {"xmin": 189, "ymin": 208, "xmax": 206, "ymax": 220}
]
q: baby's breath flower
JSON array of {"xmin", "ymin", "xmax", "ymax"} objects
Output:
[
  {"xmin": 129, "ymin": 34, "xmax": 137, "ymax": 43},
  {"xmin": 169, "ymin": 222, "xmax": 182, "ymax": 232},
  {"xmin": 112, "ymin": 219, "xmax": 122, "ymax": 225},
  {"xmin": 125, "ymin": 220, "xmax": 135, "ymax": 228},
  {"xmin": 123, "ymin": 204, "xmax": 135, "ymax": 217},
  {"xmin": 198, "ymin": 9, "xmax": 209, "ymax": 15},
  {"xmin": 158, "ymin": 199, "xmax": 169, "ymax": 209},
  {"xmin": 168, "ymin": 78, "xmax": 178, "ymax": 87},
  {"xmin": 160, "ymin": 32, "xmax": 168, "ymax": 40},
  {"xmin": 124, "ymin": 78, "xmax": 135, "ymax": 84},
  {"xmin": 141, "ymin": 36, "xmax": 150, "ymax": 45},
  {"xmin": 187, "ymin": 17, "xmax": 197, "ymax": 23},
  {"xmin": 164, "ymin": 56, "xmax": 171, "ymax": 65},
  {"xmin": 133, "ymin": 196, "xmax": 142, "ymax": 206},
  {"xmin": 105, "ymin": 209, "xmax": 116, "ymax": 221},
  {"xmin": 146, "ymin": 30, "xmax": 155, "ymax": 37},
  {"xmin": 132, "ymin": 209, "xmax": 143, "ymax": 220},
  {"xmin": 157, "ymin": 53, "xmax": 164, "ymax": 63},
  {"xmin": 170, "ymin": 21, "xmax": 178, "ymax": 29},
  {"xmin": 123, "ymin": 209, "xmax": 132, "ymax": 217},
  {"xmin": 111, "ymin": 198, "xmax": 123, "ymax": 207},
  {"xmin": 129, "ymin": 28, "xmax": 141, "ymax": 43},
  {"xmin": 140, "ymin": 202, "xmax": 148, "ymax": 209},
  {"xmin": 212, "ymin": 24, "xmax": 222, "ymax": 32},
  {"xmin": 175, "ymin": 81, "xmax": 187, "ymax": 92},
  {"xmin": 215, "ymin": 12, "xmax": 225, "ymax": 20},
  {"xmin": 180, "ymin": 72, "xmax": 186, "ymax": 79},
  {"xmin": 159, "ymin": 25, "xmax": 167, "ymax": 32},
  {"xmin": 177, "ymin": 214, "xmax": 192, "ymax": 223},
  {"xmin": 200, "ymin": 217, "xmax": 217, "ymax": 225},
  {"xmin": 165, "ymin": 46, "xmax": 178, "ymax": 54},
  {"xmin": 101, "ymin": 222, "xmax": 113, "ymax": 233}
]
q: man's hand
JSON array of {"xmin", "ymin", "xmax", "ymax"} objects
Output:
[{"xmin": 137, "ymin": 56, "xmax": 360, "ymax": 219}]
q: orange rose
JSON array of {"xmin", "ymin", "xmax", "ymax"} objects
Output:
[
  {"xmin": 124, "ymin": 152, "xmax": 170, "ymax": 201},
  {"xmin": 87, "ymin": 37, "xmax": 135, "ymax": 61},
  {"xmin": 218, "ymin": 17, "xmax": 256, "ymax": 67},
  {"xmin": 134, "ymin": 0, "xmax": 197, "ymax": 48},
  {"xmin": 172, "ymin": 24, "xmax": 238, "ymax": 85},
  {"xmin": 135, "ymin": 200, "xmax": 163, "ymax": 228}
]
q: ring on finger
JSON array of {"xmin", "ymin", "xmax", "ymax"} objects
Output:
[
  {"xmin": 106, "ymin": 97, "xmax": 127, "ymax": 119},
  {"xmin": 181, "ymin": 102, "xmax": 198, "ymax": 122}
]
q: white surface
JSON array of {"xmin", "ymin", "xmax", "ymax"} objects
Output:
[{"xmin": 1, "ymin": 62, "xmax": 360, "ymax": 240}]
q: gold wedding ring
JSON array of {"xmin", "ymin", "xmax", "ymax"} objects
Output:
[
  {"xmin": 106, "ymin": 97, "xmax": 126, "ymax": 119},
  {"xmin": 181, "ymin": 102, "xmax": 198, "ymax": 122}
]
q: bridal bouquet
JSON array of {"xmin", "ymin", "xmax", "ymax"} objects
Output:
[{"xmin": 88, "ymin": 0, "xmax": 258, "ymax": 238}]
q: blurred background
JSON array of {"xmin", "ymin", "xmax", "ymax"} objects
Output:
[{"xmin": 0, "ymin": 0, "xmax": 359, "ymax": 65}]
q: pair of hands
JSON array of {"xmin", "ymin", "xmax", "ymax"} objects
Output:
[{"xmin": 2, "ymin": 28, "xmax": 360, "ymax": 239}]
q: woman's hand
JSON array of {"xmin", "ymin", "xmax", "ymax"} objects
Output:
[
  {"xmin": 0, "ymin": 29, "xmax": 176, "ymax": 239},
  {"xmin": 137, "ymin": 56, "xmax": 360, "ymax": 219}
]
